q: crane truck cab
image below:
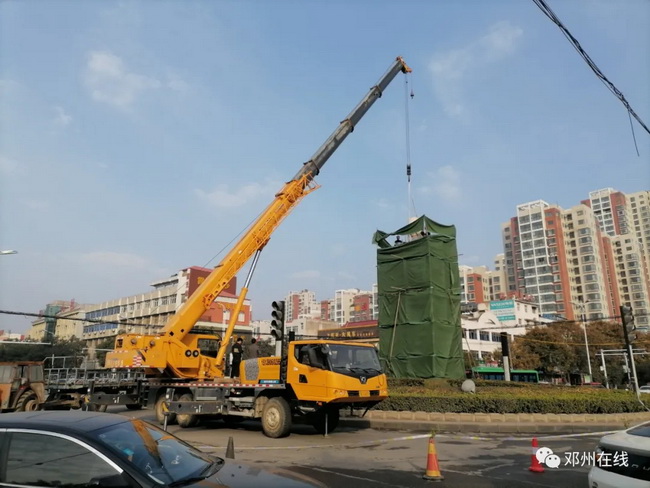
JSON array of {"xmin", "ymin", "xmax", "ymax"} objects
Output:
[{"xmin": 241, "ymin": 340, "xmax": 387, "ymax": 406}]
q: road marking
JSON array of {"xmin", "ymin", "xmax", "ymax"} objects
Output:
[
  {"xmin": 195, "ymin": 429, "xmax": 619, "ymax": 453},
  {"xmin": 308, "ymin": 466, "xmax": 415, "ymax": 488},
  {"xmin": 535, "ymin": 430, "xmax": 620, "ymax": 440}
]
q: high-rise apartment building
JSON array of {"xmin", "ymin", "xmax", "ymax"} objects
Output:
[
  {"xmin": 582, "ymin": 188, "xmax": 650, "ymax": 327},
  {"xmin": 334, "ymin": 289, "xmax": 361, "ymax": 325},
  {"xmin": 459, "ymin": 265, "xmax": 490, "ymax": 304},
  {"xmin": 489, "ymin": 254, "xmax": 507, "ymax": 300},
  {"xmin": 459, "ymin": 256, "xmax": 507, "ymax": 305},
  {"xmin": 503, "ymin": 194, "xmax": 650, "ymax": 327},
  {"xmin": 285, "ymin": 289, "xmax": 320, "ymax": 322},
  {"xmin": 628, "ymin": 191, "xmax": 650, "ymax": 265}
]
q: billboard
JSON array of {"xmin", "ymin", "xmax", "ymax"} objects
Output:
[{"xmin": 489, "ymin": 299, "xmax": 516, "ymax": 322}]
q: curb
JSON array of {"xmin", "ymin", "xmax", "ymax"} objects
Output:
[
  {"xmin": 339, "ymin": 411, "xmax": 650, "ymax": 434},
  {"xmin": 339, "ymin": 417, "xmax": 624, "ymax": 434}
]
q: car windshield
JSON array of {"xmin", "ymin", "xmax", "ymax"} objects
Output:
[
  {"xmin": 628, "ymin": 422, "xmax": 650, "ymax": 438},
  {"xmin": 94, "ymin": 418, "xmax": 221, "ymax": 485},
  {"xmin": 328, "ymin": 344, "xmax": 382, "ymax": 373}
]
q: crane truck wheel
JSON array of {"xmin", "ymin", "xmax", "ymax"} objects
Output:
[
  {"xmin": 176, "ymin": 394, "xmax": 199, "ymax": 428},
  {"xmin": 261, "ymin": 397, "xmax": 291, "ymax": 438},
  {"xmin": 155, "ymin": 394, "xmax": 177, "ymax": 425},
  {"xmin": 86, "ymin": 403, "xmax": 108, "ymax": 412},
  {"xmin": 312, "ymin": 407, "xmax": 340, "ymax": 435},
  {"xmin": 15, "ymin": 391, "xmax": 39, "ymax": 412}
]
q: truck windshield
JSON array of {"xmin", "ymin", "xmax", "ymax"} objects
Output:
[
  {"xmin": 0, "ymin": 365, "xmax": 16, "ymax": 383},
  {"xmin": 327, "ymin": 345, "xmax": 382, "ymax": 374}
]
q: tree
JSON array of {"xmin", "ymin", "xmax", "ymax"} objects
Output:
[
  {"xmin": 94, "ymin": 335, "xmax": 118, "ymax": 366},
  {"xmin": 0, "ymin": 337, "xmax": 86, "ymax": 362},
  {"xmin": 256, "ymin": 338, "xmax": 276, "ymax": 358}
]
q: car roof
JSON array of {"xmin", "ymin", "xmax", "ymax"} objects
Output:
[{"xmin": 0, "ymin": 411, "xmax": 132, "ymax": 435}]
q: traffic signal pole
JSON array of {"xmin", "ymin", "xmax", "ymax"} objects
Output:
[
  {"xmin": 628, "ymin": 342, "xmax": 641, "ymax": 396},
  {"xmin": 620, "ymin": 305, "xmax": 641, "ymax": 396}
]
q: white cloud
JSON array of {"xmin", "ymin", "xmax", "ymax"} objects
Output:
[
  {"xmin": 83, "ymin": 51, "xmax": 162, "ymax": 108},
  {"xmin": 0, "ymin": 155, "xmax": 19, "ymax": 174},
  {"xmin": 166, "ymin": 74, "xmax": 190, "ymax": 93},
  {"xmin": 53, "ymin": 106, "xmax": 72, "ymax": 126},
  {"xmin": 429, "ymin": 21, "xmax": 523, "ymax": 118},
  {"xmin": 329, "ymin": 244, "xmax": 348, "ymax": 257},
  {"xmin": 79, "ymin": 251, "xmax": 150, "ymax": 269},
  {"xmin": 419, "ymin": 165, "xmax": 462, "ymax": 203},
  {"xmin": 337, "ymin": 271, "xmax": 356, "ymax": 281},
  {"xmin": 21, "ymin": 199, "xmax": 50, "ymax": 211},
  {"xmin": 195, "ymin": 180, "xmax": 278, "ymax": 209},
  {"xmin": 460, "ymin": 255, "xmax": 481, "ymax": 265},
  {"xmin": 290, "ymin": 270, "xmax": 321, "ymax": 279},
  {"xmin": 372, "ymin": 198, "xmax": 392, "ymax": 209}
]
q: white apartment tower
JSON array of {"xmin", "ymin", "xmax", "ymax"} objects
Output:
[{"xmin": 285, "ymin": 289, "xmax": 320, "ymax": 321}]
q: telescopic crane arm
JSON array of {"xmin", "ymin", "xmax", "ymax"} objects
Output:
[
  {"xmin": 162, "ymin": 56, "xmax": 410, "ymax": 343},
  {"xmin": 105, "ymin": 57, "xmax": 411, "ymax": 379}
]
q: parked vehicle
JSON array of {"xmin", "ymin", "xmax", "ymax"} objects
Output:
[
  {"xmin": 639, "ymin": 385, "xmax": 650, "ymax": 394},
  {"xmin": 588, "ymin": 421, "xmax": 650, "ymax": 488},
  {"xmin": 0, "ymin": 410, "xmax": 326, "ymax": 487},
  {"xmin": 0, "ymin": 361, "xmax": 46, "ymax": 412}
]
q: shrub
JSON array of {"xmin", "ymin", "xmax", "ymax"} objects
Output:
[{"xmin": 376, "ymin": 392, "xmax": 643, "ymax": 414}]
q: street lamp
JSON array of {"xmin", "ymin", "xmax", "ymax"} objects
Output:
[
  {"xmin": 0, "ymin": 250, "xmax": 17, "ymax": 255},
  {"xmin": 572, "ymin": 300, "xmax": 593, "ymax": 380}
]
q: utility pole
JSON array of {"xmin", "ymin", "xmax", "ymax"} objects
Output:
[
  {"xmin": 500, "ymin": 332, "xmax": 511, "ymax": 382},
  {"xmin": 599, "ymin": 349, "xmax": 609, "ymax": 389}
]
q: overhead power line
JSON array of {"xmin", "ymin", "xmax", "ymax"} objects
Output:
[{"xmin": 532, "ymin": 0, "xmax": 650, "ymax": 155}]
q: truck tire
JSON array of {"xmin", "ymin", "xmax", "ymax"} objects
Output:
[
  {"xmin": 312, "ymin": 407, "xmax": 339, "ymax": 435},
  {"xmin": 86, "ymin": 403, "xmax": 108, "ymax": 412},
  {"xmin": 155, "ymin": 395, "xmax": 177, "ymax": 425},
  {"xmin": 15, "ymin": 392, "xmax": 39, "ymax": 412},
  {"xmin": 176, "ymin": 394, "xmax": 199, "ymax": 428},
  {"xmin": 261, "ymin": 397, "xmax": 291, "ymax": 438}
]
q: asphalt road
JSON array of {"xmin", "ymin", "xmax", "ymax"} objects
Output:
[{"xmin": 112, "ymin": 406, "xmax": 606, "ymax": 487}]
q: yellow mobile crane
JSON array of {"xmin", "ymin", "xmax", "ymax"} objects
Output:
[{"xmin": 98, "ymin": 57, "xmax": 411, "ymax": 437}]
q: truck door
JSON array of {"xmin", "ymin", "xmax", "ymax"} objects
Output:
[{"xmin": 287, "ymin": 344, "xmax": 329, "ymax": 401}]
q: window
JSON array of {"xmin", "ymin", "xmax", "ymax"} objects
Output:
[{"xmin": 4, "ymin": 432, "xmax": 119, "ymax": 487}]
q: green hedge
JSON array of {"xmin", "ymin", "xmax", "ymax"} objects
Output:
[{"xmin": 376, "ymin": 393, "xmax": 644, "ymax": 414}]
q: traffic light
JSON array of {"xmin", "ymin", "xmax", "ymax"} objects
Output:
[
  {"xmin": 271, "ymin": 300, "xmax": 285, "ymax": 341},
  {"xmin": 620, "ymin": 305, "xmax": 636, "ymax": 345}
]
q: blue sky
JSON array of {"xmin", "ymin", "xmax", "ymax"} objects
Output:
[{"xmin": 1, "ymin": 1, "xmax": 649, "ymax": 335}]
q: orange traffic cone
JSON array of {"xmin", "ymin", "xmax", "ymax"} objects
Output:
[
  {"xmin": 423, "ymin": 433, "xmax": 444, "ymax": 481},
  {"xmin": 529, "ymin": 437, "xmax": 544, "ymax": 473}
]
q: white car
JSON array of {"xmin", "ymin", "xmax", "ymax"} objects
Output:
[
  {"xmin": 588, "ymin": 422, "xmax": 650, "ymax": 488},
  {"xmin": 639, "ymin": 385, "xmax": 650, "ymax": 394}
]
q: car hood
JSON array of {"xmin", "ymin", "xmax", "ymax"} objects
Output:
[
  {"xmin": 599, "ymin": 429, "xmax": 650, "ymax": 454},
  {"xmin": 190, "ymin": 460, "xmax": 327, "ymax": 488}
]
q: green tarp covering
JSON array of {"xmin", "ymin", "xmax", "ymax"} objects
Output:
[{"xmin": 374, "ymin": 215, "xmax": 465, "ymax": 379}]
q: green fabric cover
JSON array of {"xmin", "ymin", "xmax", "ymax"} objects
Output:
[{"xmin": 375, "ymin": 215, "xmax": 465, "ymax": 379}]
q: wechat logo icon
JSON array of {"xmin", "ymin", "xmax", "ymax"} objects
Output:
[{"xmin": 536, "ymin": 447, "xmax": 561, "ymax": 469}]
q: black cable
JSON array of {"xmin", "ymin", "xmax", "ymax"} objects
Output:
[{"xmin": 532, "ymin": 0, "xmax": 650, "ymax": 150}]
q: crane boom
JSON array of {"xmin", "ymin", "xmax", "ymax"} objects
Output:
[
  {"xmin": 105, "ymin": 56, "xmax": 411, "ymax": 379},
  {"xmin": 165, "ymin": 56, "xmax": 411, "ymax": 339}
]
